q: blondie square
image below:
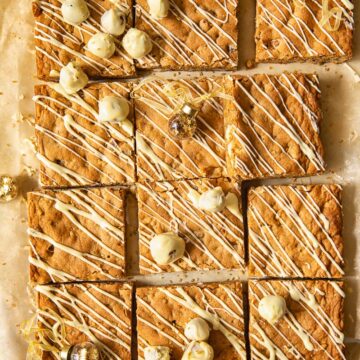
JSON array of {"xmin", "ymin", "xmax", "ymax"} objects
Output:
[
  {"xmin": 255, "ymin": 0, "xmax": 354, "ymax": 64},
  {"xmin": 249, "ymin": 280, "xmax": 345, "ymax": 359},
  {"xmin": 33, "ymin": 0, "xmax": 135, "ymax": 79},
  {"xmin": 35, "ymin": 282, "xmax": 132, "ymax": 359},
  {"xmin": 136, "ymin": 283, "xmax": 246, "ymax": 359},
  {"xmin": 137, "ymin": 177, "xmax": 244, "ymax": 274},
  {"xmin": 248, "ymin": 184, "xmax": 344, "ymax": 278},
  {"xmin": 28, "ymin": 187, "xmax": 127, "ymax": 284},
  {"xmin": 34, "ymin": 82, "xmax": 135, "ymax": 187},
  {"xmin": 135, "ymin": 0, "xmax": 238, "ymax": 70},
  {"xmin": 224, "ymin": 73, "xmax": 325, "ymax": 180},
  {"xmin": 134, "ymin": 77, "xmax": 228, "ymax": 182}
]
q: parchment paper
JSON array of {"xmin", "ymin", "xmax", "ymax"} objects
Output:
[{"xmin": 0, "ymin": 0, "xmax": 359, "ymax": 359}]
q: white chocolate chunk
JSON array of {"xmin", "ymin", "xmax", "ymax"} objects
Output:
[
  {"xmin": 144, "ymin": 346, "xmax": 171, "ymax": 360},
  {"xmin": 101, "ymin": 9, "xmax": 126, "ymax": 36},
  {"xmin": 59, "ymin": 62, "xmax": 88, "ymax": 94},
  {"xmin": 150, "ymin": 232, "xmax": 185, "ymax": 265},
  {"xmin": 98, "ymin": 96, "xmax": 130, "ymax": 122},
  {"xmin": 198, "ymin": 187, "xmax": 226, "ymax": 213},
  {"xmin": 181, "ymin": 341, "xmax": 214, "ymax": 360},
  {"xmin": 61, "ymin": 0, "xmax": 90, "ymax": 25},
  {"xmin": 147, "ymin": 0, "xmax": 170, "ymax": 19},
  {"xmin": 185, "ymin": 318, "xmax": 210, "ymax": 341},
  {"xmin": 87, "ymin": 32, "xmax": 116, "ymax": 59},
  {"xmin": 258, "ymin": 295, "xmax": 287, "ymax": 325},
  {"xmin": 122, "ymin": 28, "xmax": 153, "ymax": 59}
]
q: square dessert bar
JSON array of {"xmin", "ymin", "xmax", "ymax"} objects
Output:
[
  {"xmin": 33, "ymin": 0, "xmax": 135, "ymax": 79},
  {"xmin": 255, "ymin": 0, "xmax": 354, "ymax": 64},
  {"xmin": 135, "ymin": 77, "xmax": 228, "ymax": 182},
  {"xmin": 224, "ymin": 73, "xmax": 325, "ymax": 180},
  {"xmin": 34, "ymin": 82, "xmax": 135, "ymax": 187},
  {"xmin": 135, "ymin": 0, "xmax": 238, "ymax": 70},
  {"xmin": 248, "ymin": 184, "xmax": 344, "ymax": 278},
  {"xmin": 28, "ymin": 187, "xmax": 127, "ymax": 284},
  {"xmin": 136, "ymin": 283, "xmax": 246, "ymax": 359},
  {"xmin": 137, "ymin": 177, "xmax": 245, "ymax": 274},
  {"xmin": 35, "ymin": 282, "xmax": 132, "ymax": 359},
  {"xmin": 249, "ymin": 280, "xmax": 345, "ymax": 359}
]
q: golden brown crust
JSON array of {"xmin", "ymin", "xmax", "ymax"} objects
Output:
[
  {"xmin": 135, "ymin": 0, "xmax": 238, "ymax": 70},
  {"xmin": 248, "ymin": 184, "xmax": 343, "ymax": 278},
  {"xmin": 37, "ymin": 282, "xmax": 132, "ymax": 360},
  {"xmin": 34, "ymin": 0, "xmax": 135, "ymax": 79},
  {"xmin": 28, "ymin": 188, "xmax": 126, "ymax": 284},
  {"xmin": 255, "ymin": 0, "xmax": 353, "ymax": 64},
  {"xmin": 249, "ymin": 280, "xmax": 345, "ymax": 360},
  {"xmin": 136, "ymin": 282, "xmax": 245, "ymax": 359},
  {"xmin": 137, "ymin": 177, "xmax": 245, "ymax": 274},
  {"xmin": 224, "ymin": 73, "xmax": 325, "ymax": 180},
  {"xmin": 34, "ymin": 82, "xmax": 135, "ymax": 187}
]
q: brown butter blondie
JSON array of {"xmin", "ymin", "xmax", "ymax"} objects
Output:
[
  {"xmin": 135, "ymin": 0, "xmax": 238, "ymax": 70},
  {"xmin": 249, "ymin": 279, "xmax": 345, "ymax": 359},
  {"xmin": 34, "ymin": 82, "xmax": 135, "ymax": 187},
  {"xmin": 135, "ymin": 77, "xmax": 228, "ymax": 182},
  {"xmin": 255, "ymin": 0, "xmax": 353, "ymax": 64},
  {"xmin": 28, "ymin": 187, "xmax": 127, "ymax": 284},
  {"xmin": 137, "ymin": 282, "xmax": 246, "ymax": 359},
  {"xmin": 248, "ymin": 184, "xmax": 344, "ymax": 278},
  {"xmin": 36, "ymin": 282, "xmax": 132, "ymax": 359},
  {"xmin": 224, "ymin": 73, "xmax": 325, "ymax": 180},
  {"xmin": 137, "ymin": 177, "xmax": 245, "ymax": 274},
  {"xmin": 33, "ymin": 0, "xmax": 136, "ymax": 79}
]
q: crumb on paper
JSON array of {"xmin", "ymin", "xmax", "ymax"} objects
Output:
[
  {"xmin": 24, "ymin": 136, "xmax": 37, "ymax": 151},
  {"xmin": 348, "ymin": 130, "xmax": 359, "ymax": 143},
  {"xmin": 11, "ymin": 111, "xmax": 23, "ymax": 123},
  {"xmin": 11, "ymin": 112, "xmax": 34, "ymax": 124},
  {"xmin": 22, "ymin": 165, "xmax": 37, "ymax": 177},
  {"xmin": 245, "ymin": 59, "xmax": 256, "ymax": 69},
  {"xmin": 23, "ymin": 114, "xmax": 35, "ymax": 125}
]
